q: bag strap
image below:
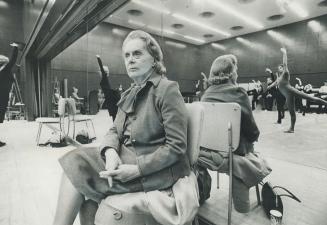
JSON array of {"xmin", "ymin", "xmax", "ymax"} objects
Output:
[{"xmin": 273, "ymin": 186, "xmax": 301, "ymax": 203}]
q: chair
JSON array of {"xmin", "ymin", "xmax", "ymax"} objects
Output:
[
  {"xmin": 35, "ymin": 98, "xmax": 66, "ymax": 146},
  {"xmin": 94, "ymin": 103, "xmax": 204, "ymax": 225},
  {"xmin": 66, "ymin": 98, "xmax": 96, "ymax": 140},
  {"xmin": 195, "ymin": 102, "xmax": 260, "ymax": 225}
]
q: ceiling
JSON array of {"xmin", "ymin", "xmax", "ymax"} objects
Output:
[{"xmin": 104, "ymin": 0, "xmax": 327, "ymax": 45}]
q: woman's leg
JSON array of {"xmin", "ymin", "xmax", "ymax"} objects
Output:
[
  {"xmin": 53, "ymin": 173, "xmax": 85, "ymax": 225},
  {"xmin": 79, "ymin": 200, "xmax": 98, "ymax": 225},
  {"xmin": 285, "ymin": 91, "xmax": 296, "ymax": 133}
]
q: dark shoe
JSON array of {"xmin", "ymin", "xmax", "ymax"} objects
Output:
[
  {"xmin": 0, "ymin": 141, "xmax": 6, "ymax": 147},
  {"xmin": 275, "ymin": 121, "xmax": 281, "ymax": 124}
]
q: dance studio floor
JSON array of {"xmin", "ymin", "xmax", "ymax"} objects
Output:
[{"xmin": 0, "ymin": 109, "xmax": 326, "ymax": 225}]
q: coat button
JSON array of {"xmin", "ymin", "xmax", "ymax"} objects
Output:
[{"xmin": 113, "ymin": 211, "xmax": 122, "ymax": 220}]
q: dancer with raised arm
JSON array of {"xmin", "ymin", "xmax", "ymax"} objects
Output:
[
  {"xmin": 0, "ymin": 43, "xmax": 19, "ymax": 147},
  {"xmin": 268, "ymin": 48, "xmax": 327, "ymax": 133}
]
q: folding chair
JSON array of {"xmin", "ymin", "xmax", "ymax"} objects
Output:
[
  {"xmin": 35, "ymin": 98, "xmax": 66, "ymax": 146},
  {"xmin": 66, "ymin": 98, "xmax": 96, "ymax": 139},
  {"xmin": 196, "ymin": 102, "xmax": 260, "ymax": 225},
  {"xmin": 94, "ymin": 103, "xmax": 204, "ymax": 225}
]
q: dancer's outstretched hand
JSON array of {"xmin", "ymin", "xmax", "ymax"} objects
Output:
[
  {"xmin": 201, "ymin": 72, "xmax": 207, "ymax": 81},
  {"xmin": 280, "ymin": 47, "xmax": 287, "ymax": 54},
  {"xmin": 265, "ymin": 68, "xmax": 272, "ymax": 73}
]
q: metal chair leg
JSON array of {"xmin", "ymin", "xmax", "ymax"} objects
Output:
[
  {"xmin": 228, "ymin": 123, "xmax": 233, "ymax": 225},
  {"xmin": 90, "ymin": 120, "xmax": 96, "ymax": 138},
  {"xmin": 36, "ymin": 123, "xmax": 43, "ymax": 146},
  {"xmin": 73, "ymin": 121, "xmax": 76, "ymax": 139}
]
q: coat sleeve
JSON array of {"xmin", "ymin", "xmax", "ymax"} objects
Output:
[
  {"xmin": 6, "ymin": 46, "xmax": 18, "ymax": 71},
  {"xmin": 237, "ymin": 88, "xmax": 260, "ymax": 142},
  {"xmin": 136, "ymin": 82, "xmax": 188, "ymax": 176},
  {"xmin": 99, "ymin": 111, "xmax": 121, "ymax": 158}
]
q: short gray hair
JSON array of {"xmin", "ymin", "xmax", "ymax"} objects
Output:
[
  {"xmin": 208, "ymin": 54, "xmax": 238, "ymax": 85},
  {"xmin": 123, "ymin": 30, "xmax": 166, "ymax": 75}
]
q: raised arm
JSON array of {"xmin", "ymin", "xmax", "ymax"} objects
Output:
[
  {"xmin": 281, "ymin": 47, "xmax": 289, "ymax": 73},
  {"xmin": 6, "ymin": 43, "xmax": 19, "ymax": 70}
]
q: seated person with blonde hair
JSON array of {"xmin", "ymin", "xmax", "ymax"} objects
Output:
[{"xmin": 199, "ymin": 54, "xmax": 271, "ymax": 213}]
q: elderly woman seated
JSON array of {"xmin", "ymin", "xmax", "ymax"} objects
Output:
[
  {"xmin": 198, "ymin": 54, "xmax": 271, "ymax": 213},
  {"xmin": 52, "ymin": 30, "xmax": 199, "ymax": 225}
]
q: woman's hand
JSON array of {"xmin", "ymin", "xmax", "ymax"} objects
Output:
[
  {"xmin": 99, "ymin": 164, "xmax": 141, "ymax": 183},
  {"xmin": 100, "ymin": 149, "xmax": 121, "ymax": 187}
]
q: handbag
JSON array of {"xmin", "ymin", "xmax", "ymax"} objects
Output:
[
  {"xmin": 195, "ymin": 164, "xmax": 212, "ymax": 205},
  {"xmin": 261, "ymin": 182, "xmax": 301, "ymax": 218}
]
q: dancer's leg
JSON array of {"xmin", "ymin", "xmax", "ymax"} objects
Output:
[
  {"xmin": 79, "ymin": 200, "xmax": 98, "ymax": 225},
  {"xmin": 286, "ymin": 85, "xmax": 327, "ymax": 105},
  {"xmin": 53, "ymin": 173, "xmax": 85, "ymax": 225},
  {"xmin": 285, "ymin": 92, "xmax": 296, "ymax": 133}
]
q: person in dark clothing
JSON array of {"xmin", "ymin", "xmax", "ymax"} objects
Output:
[
  {"xmin": 268, "ymin": 48, "xmax": 327, "ymax": 133},
  {"xmin": 265, "ymin": 68, "xmax": 285, "ymax": 123},
  {"xmin": 96, "ymin": 55, "xmax": 120, "ymax": 121},
  {"xmin": 0, "ymin": 43, "xmax": 19, "ymax": 147}
]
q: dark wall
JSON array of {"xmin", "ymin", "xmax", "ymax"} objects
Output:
[
  {"xmin": 52, "ymin": 14, "xmax": 327, "ymax": 98},
  {"xmin": 0, "ymin": 0, "xmax": 23, "ymax": 57},
  {"xmin": 199, "ymin": 15, "xmax": 327, "ymax": 86},
  {"xmin": 51, "ymin": 22, "xmax": 202, "ymax": 97}
]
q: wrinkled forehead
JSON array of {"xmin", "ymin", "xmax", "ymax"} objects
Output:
[{"xmin": 122, "ymin": 38, "xmax": 147, "ymax": 53}]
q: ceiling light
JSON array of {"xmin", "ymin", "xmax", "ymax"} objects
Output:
[
  {"xmin": 112, "ymin": 28, "xmax": 127, "ymax": 36},
  {"xmin": 165, "ymin": 41, "xmax": 187, "ymax": 49},
  {"xmin": 208, "ymin": 0, "xmax": 264, "ymax": 29},
  {"xmin": 172, "ymin": 13, "xmax": 230, "ymax": 36},
  {"xmin": 288, "ymin": 2, "xmax": 308, "ymax": 18},
  {"xmin": 267, "ymin": 30, "xmax": 294, "ymax": 46},
  {"xmin": 211, "ymin": 43, "xmax": 226, "ymax": 50},
  {"xmin": 128, "ymin": 19, "xmax": 145, "ymax": 27},
  {"xmin": 148, "ymin": 26, "xmax": 176, "ymax": 35},
  {"xmin": 308, "ymin": 20, "xmax": 324, "ymax": 33},
  {"xmin": 0, "ymin": 1, "xmax": 9, "ymax": 8},
  {"xmin": 132, "ymin": 0, "xmax": 170, "ymax": 14},
  {"xmin": 183, "ymin": 35, "xmax": 206, "ymax": 43}
]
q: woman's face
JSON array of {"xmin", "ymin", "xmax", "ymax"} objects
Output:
[
  {"xmin": 123, "ymin": 39, "xmax": 154, "ymax": 81},
  {"xmin": 278, "ymin": 65, "xmax": 283, "ymax": 73}
]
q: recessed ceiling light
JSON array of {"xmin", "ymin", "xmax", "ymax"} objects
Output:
[
  {"xmin": 230, "ymin": 26, "xmax": 244, "ymax": 30},
  {"xmin": 308, "ymin": 20, "xmax": 324, "ymax": 33},
  {"xmin": 171, "ymin": 23, "xmax": 184, "ymax": 29},
  {"xmin": 208, "ymin": 0, "xmax": 264, "ymax": 29},
  {"xmin": 172, "ymin": 13, "xmax": 230, "ymax": 36},
  {"xmin": 318, "ymin": 0, "xmax": 327, "ymax": 7},
  {"xmin": 287, "ymin": 2, "xmax": 308, "ymax": 18},
  {"xmin": 203, "ymin": 34, "xmax": 214, "ymax": 38},
  {"xmin": 211, "ymin": 43, "xmax": 226, "ymax": 50},
  {"xmin": 267, "ymin": 14, "xmax": 284, "ymax": 21},
  {"xmin": 199, "ymin": 11, "xmax": 215, "ymax": 18},
  {"xmin": 132, "ymin": 0, "xmax": 170, "ymax": 14},
  {"xmin": 128, "ymin": 20, "xmax": 145, "ymax": 27},
  {"xmin": 238, "ymin": 0, "xmax": 256, "ymax": 3},
  {"xmin": 127, "ymin": 9, "xmax": 143, "ymax": 16},
  {"xmin": 183, "ymin": 35, "xmax": 206, "ymax": 43},
  {"xmin": 165, "ymin": 41, "xmax": 186, "ymax": 49}
]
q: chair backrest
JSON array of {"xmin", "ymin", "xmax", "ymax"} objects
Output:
[
  {"xmin": 57, "ymin": 97, "xmax": 67, "ymax": 117},
  {"xmin": 185, "ymin": 103, "xmax": 204, "ymax": 166},
  {"xmin": 66, "ymin": 98, "xmax": 77, "ymax": 116},
  {"xmin": 195, "ymin": 102, "xmax": 241, "ymax": 152}
]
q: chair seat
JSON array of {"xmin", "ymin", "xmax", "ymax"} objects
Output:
[
  {"xmin": 71, "ymin": 115, "xmax": 93, "ymax": 121},
  {"xmin": 36, "ymin": 117, "xmax": 61, "ymax": 123}
]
